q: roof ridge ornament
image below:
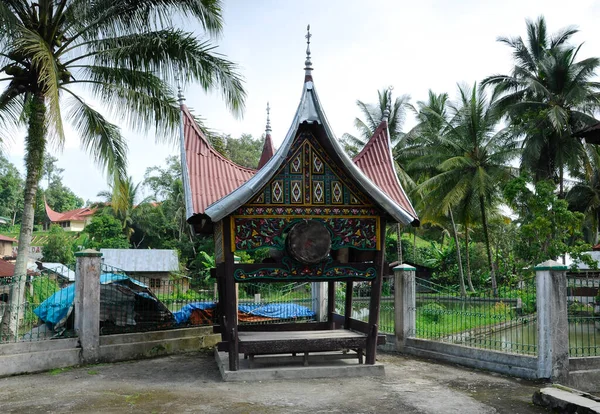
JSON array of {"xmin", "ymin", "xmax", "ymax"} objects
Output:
[
  {"xmin": 265, "ymin": 102, "xmax": 272, "ymax": 134},
  {"xmin": 304, "ymin": 24, "xmax": 313, "ymax": 80},
  {"xmin": 382, "ymin": 87, "xmax": 392, "ymax": 122},
  {"xmin": 176, "ymin": 72, "xmax": 185, "ymax": 105}
]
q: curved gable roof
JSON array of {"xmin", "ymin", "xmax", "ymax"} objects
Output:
[
  {"xmin": 204, "ymin": 78, "xmax": 419, "ymax": 226},
  {"xmin": 353, "ymin": 121, "xmax": 418, "ymax": 223},
  {"xmin": 181, "ymin": 105, "xmax": 256, "ymax": 217}
]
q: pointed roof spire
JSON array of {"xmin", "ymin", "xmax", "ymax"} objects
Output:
[
  {"xmin": 382, "ymin": 87, "xmax": 392, "ymax": 123},
  {"xmin": 304, "ymin": 24, "xmax": 313, "ymax": 81},
  {"xmin": 258, "ymin": 102, "xmax": 275, "ymax": 169},
  {"xmin": 265, "ymin": 102, "xmax": 272, "ymax": 134},
  {"xmin": 176, "ymin": 72, "xmax": 185, "ymax": 105}
]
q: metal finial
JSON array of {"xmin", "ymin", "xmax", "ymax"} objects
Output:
[
  {"xmin": 382, "ymin": 87, "xmax": 392, "ymax": 122},
  {"xmin": 304, "ymin": 24, "xmax": 313, "ymax": 74},
  {"xmin": 175, "ymin": 72, "xmax": 185, "ymax": 105},
  {"xmin": 265, "ymin": 102, "xmax": 272, "ymax": 134}
]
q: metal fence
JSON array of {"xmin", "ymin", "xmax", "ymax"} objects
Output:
[
  {"xmin": 237, "ymin": 282, "xmax": 316, "ymax": 326},
  {"xmin": 567, "ymin": 275, "xmax": 600, "ymax": 357},
  {"xmin": 98, "ymin": 263, "xmax": 215, "ymax": 335},
  {"xmin": 0, "ymin": 271, "xmax": 75, "ymax": 343},
  {"xmin": 333, "ymin": 280, "xmax": 395, "ymax": 334},
  {"xmin": 414, "ymin": 276, "xmax": 538, "ymax": 355}
]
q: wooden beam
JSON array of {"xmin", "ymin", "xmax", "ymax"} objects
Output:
[
  {"xmin": 223, "ymin": 217, "xmax": 239, "ymax": 371},
  {"xmin": 366, "ymin": 218, "xmax": 386, "ymax": 364}
]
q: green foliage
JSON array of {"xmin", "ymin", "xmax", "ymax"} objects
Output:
[
  {"xmin": 209, "ymin": 133, "xmax": 264, "ymax": 169},
  {"xmin": 420, "ymin": 302, "xmax": 446, "ymax": 323},
  {"xmin": 0, "ymin": 155, "xmax": 23, "ymax": 228},
  {"xmin": 41, "ymin": 225, "xmax": 75, "ymax": 264},
  {"xmin": 505, "ymin": 178, "xmax": 591, "ymax": 270},
  {"xmin": 568, "ymin": 301, "xmax": 595, "ymax": 316},
  {"xmin": 84, "ymin": 214, "xmax": 129, "ymax": 250}
]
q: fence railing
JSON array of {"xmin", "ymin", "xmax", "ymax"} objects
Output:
[
  {"xmin": 414, "ymin": 276, "xmax": 538, "ymax": 355},
  {"xmin": 98, "ymin": 263, "xmax": 216, "ymax": 335},
  {"xmin": 567, "ymin": 276, "xmax": 600, "ymax": 357},
  {"xmin": 237, "ymin": 282, "xmax": 316, "ymax": 325},
  {"xmin": 0, "ymin": 273, "xmax": 76, "ymax": 343}
]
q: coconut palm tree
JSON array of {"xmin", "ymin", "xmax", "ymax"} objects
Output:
[
  {"xmin": 411, "ymin": 84, "xmax": 519, "ymax": 295},
  {"xmin": 567, "ymin": 146, "xmax": 600, "ymax": 244},
  {"xmin": 341, "ymin": 88, "xmax": 410, "ymax": 159},
  {"xmin": 0, "ymin": 0, "xmax": 245, "ymax": 339},
  {"xmin": 483, "ymin": 16, "xmax": 600, "ymax": 195}
]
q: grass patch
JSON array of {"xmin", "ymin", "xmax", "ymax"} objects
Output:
[
  {"xmin": 48, "ymin": 367, "xmax": 73, "ymax": 375},
  {"xmin": 87, "ymin": 370, "xmax": 99, "ymax": 375}
]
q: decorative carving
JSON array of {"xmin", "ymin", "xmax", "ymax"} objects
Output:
[
  {"xmin": 234, "ymin": 258, "xmax": 377, "ymax": 282},
  {"xmin": 233, "ymin": 216, "xmax": 379, "ymax": 251}
]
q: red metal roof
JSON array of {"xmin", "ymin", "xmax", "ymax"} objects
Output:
[
  {"xmin": 353, "ymin": 121, "xmax": 418, "ymax": 221},
  {"xmin": 0, "ymin": 234, "xmax": 17, "ymax": 243},
  {"xmin": 182, "ymin": 105, "xmax": 256, "ymax": 215},
  {"xmin": 0, "ymin": 259, "xmax": 15, "ymax": 277},
  {"xmin": 257, "ymin": 133, "xmax": 275, "ymax": 169},
  {"xmin": 45, "ymin": 201, "xmax": 96, "ymax": 223}
]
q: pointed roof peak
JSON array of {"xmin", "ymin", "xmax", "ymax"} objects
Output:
[
  {"xmin": 304, "ymin": 24, "xmax": 313, "ymax": 82},
  {"xmin": 265, "ymin": 102, "xmax": 272, "ymax": 134}
]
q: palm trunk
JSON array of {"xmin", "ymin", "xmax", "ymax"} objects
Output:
[
  {"xmin": 479, "ymin": 195, "xmax": 497, "ymax": 296},
  {"xmin": 1, "ymin": 93, "xmax": 47, "ymax": 340},
  {"xmin": 464, "ymin": 222, "xmax": 475, "ymax": 293},
  {"xmin": 449, "ymin": 209, "xmax": 466, "ymax": 297},
  {"xmin": 412, "ymin": 228, "xmax": 416, "ymax": 261}
]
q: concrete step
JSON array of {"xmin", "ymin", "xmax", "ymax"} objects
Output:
[
  {"xmin": 533, "ymin": 385, "xmax": 600, "ymax": 413},
  {"xmin": 0, "ymin": 337, "xmax": 79, "ymax": 356}
]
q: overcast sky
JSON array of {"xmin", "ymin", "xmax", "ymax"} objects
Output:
[{"xmin": 5, "ymin": 0, "xmax": 600, "ymax": 203}]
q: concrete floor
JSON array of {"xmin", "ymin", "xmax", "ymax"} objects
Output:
[{"xmin": 0, "ymin": 351, "xmax": 550, "ymax": 413}]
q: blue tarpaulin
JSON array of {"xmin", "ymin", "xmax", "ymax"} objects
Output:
[
  {"xmin": 173, "ymin": 302, "xmax": 216, "ymax": 324},
  {"xmin": 33, "ymin": 273, "xmax": 148, "ymax": 328},
  {"xmin": 173, "ymin": 302, "xmax": 315, "ymax": 325}
]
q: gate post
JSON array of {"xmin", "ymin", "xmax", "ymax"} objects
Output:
[
  {"xmin": 535, "ymin": 260, "xmax": 569, "ymax": 382},
  {"xmin": 75, "ymin": 249, "xmax": 102, "ymax": 364},
  {"xmin": 394, "ymin": 264, "xmax": 416, "ymax": 352}
]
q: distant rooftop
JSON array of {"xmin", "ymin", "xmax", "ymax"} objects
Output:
[{"xmin": 100, "ymin": 249, "xmax": 179, "ymax": 273}]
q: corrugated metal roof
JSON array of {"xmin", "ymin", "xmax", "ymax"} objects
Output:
[
  {"xmin": 0, "ymin": 234, "xmax": 17, "ymax": 243},
  {"xmin": 353, "ymin": 121, "xmax": 419, "ymax": 223},
  {"xmin": 257, "ymin": 133, "xmax": 275, "ymax": 169},
  {"xmin": 39, "ymin": 262, "xmax": 76, "ymax": 282},
  {"xmin": 45, "ymin": 201, "xmax": 95, "ymax": 222},
  {"xmin": 0, "ymin": 259, "xmax": 15, "ymax": 277},
  {"xmin": 181, "ymin": 105, "xmax": 256, "ymax": 216},
  {"xmin": 100, "ymin": 249, "xmax": 179, "ymax": 273}
]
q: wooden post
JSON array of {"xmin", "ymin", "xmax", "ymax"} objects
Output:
[
  {"xmin": 327, "ymin": 281, "xmax": 336, "ymax": 329},
  {"xmin": 223, "ymin": 217, "xmax": 239, "ymax": 371},
  {"xmin": 366, "ymin": 219, "xmax": 386, "ymax": 364},
  {"xmin": 344, "ymin": 281, "xmax": 353, "ymax": 328}
]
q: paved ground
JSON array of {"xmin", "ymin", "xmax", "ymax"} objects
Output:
[{"xmin": 0, "ymin": 351, "xmax": 550, "ymax": 413}]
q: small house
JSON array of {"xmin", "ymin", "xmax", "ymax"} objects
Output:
[
  {"xmin": 0, "ymin": 234, "xmax": 16, "ymax": 259},
  {"xmin": 99, "ymin": 249, "xmax": 184, "ymax": 293},
  {"xmin": 44, "ymin": 201, "xmax": 96, "ymax": 232}
]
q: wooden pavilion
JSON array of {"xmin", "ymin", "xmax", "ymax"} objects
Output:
[{"xmin": 179, "ymin": 28, "xmax": 419, "ymax": 371}]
